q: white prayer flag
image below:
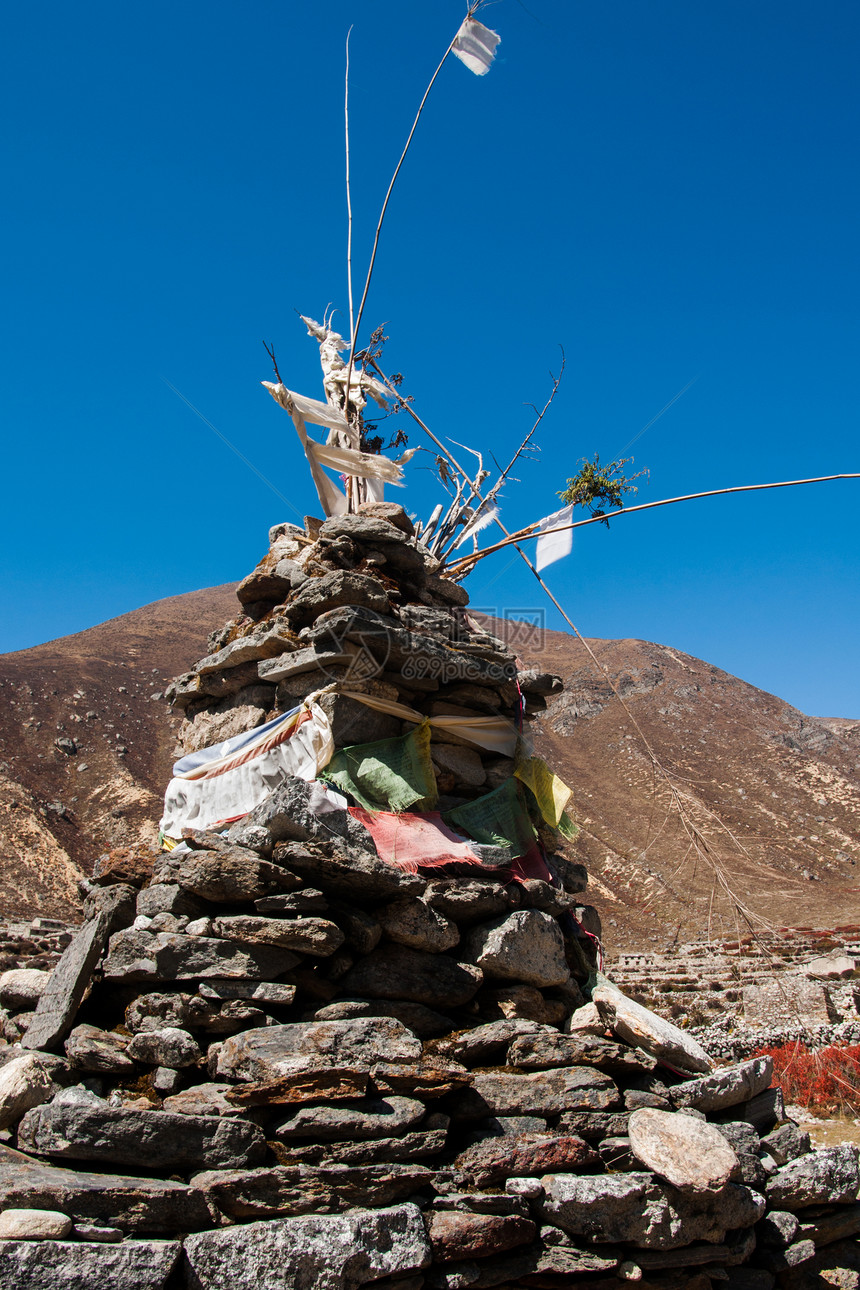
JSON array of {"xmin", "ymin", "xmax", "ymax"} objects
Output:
[
  {"xmin": 452, "ymin": 18, "xmax": 500, "ymax": 76},
  {"xmin": 534, "ymin": 504, "xmax": 574, "ymax": 572}
]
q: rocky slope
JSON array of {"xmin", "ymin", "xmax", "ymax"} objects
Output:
[{"xmin": 1, "ymin": 577, "xmax": 858, "ymax": 944}]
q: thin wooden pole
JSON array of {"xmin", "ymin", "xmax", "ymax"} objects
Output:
[{"xmin": 448, "ymin": 472, "xmax": 860, "ymax": 574}]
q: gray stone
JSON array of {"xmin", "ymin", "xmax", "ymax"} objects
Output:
[
  {"xmin": 591, "ymin": 975, "xmax": 714, "ymax": 1074},
  {"xmin": 103, "ymin": 929, "xmax": 297, "ymax": 980},
  {"xmin": 83, "ymin": 882, "xmax": 138, "ymax": 932},
  {"xmin": 65, "ymin": 1025, "xmax": 135, "ymax": 1073},
  {"xmin": 671, "ymin": 1056, "xmax": 774, "ymax": 1113},
  {"xmin": 757, "ymin": 1210, "xmax": 800, "ymax": 1247},
  {"xmin": 0, "ymin": 1207, "xmax": 73, "ymax": 1239},
  {"xmin": 755, "ymin": 1238, "xmax": 817, "ymax": 1272},
  {"xmin": 183, "ymin": 1202, "xmax": 431, "ymax": 1289},
  {"xmin": 539, "ymin": 1173, "xmax": 765, "ymax": 1250},
  {"xmin": 431, "ymin": 743, "xmax": 487, "ymax": 787},
  {"xmin": 766, "ymin": 1145, "xmax": 860, "ymax": 1210},
  {"xmin": 442, "ymin": 1019, "xmax": 549, "ymax": 1065},
  {"xmin": 628, "ymin": 1107, "xmax": 739, "ymax": 1191},
  {"xmin": 126, "ymin": 992, "xmax": 217, "ymax": 1033},
  {"xmin": 245, "ymin": 780, "xmax": 373, "ymax": 851},
  {"xmin": 464, "ymin": 911, "xmax": 570, "ymax": 988},
  {"xmin": 451, "ymin": 1067, "xmax": 620, "ymax": 1119},
  {"xmin": 194, "ymin": 623, "xmax": 300, "ymax": 674},
  {"xmin": 0, "ymin": 1238, "xmax": 180, "ymax": 1288},
  {"xmin": 22, "ymin": 913, "xmax": 112, "ymax": 1053},
  {"xmin": 152, "ymin": 848, "xmax": 296, "ymax": 903},
  {"xmin": 0, "ymin": 968, "xmax": 51, "ymax": 1010},
  {"xmin": 254, "ymin": 889, "xmax": 329, "ymax": 915},
  {"xmin": 507, "ymin": 1030, "xmax": 657, "ymax": 1074},
  {"xmin": 216, "ymin": 1017, "xmax": 422, "ymax": 1083},
  {"xmin": 258, "ymin": 644, "xmax": 356, "ymax": 682},
  {"xmin": 210, "ymin": 914, "xmax": 344, "ymax": 957},
  {"xmin": 0, "ymin": 1053, "xmax": 55, "ymax": 1130},
  {"xmin": 276, "ymin": 841, "xmax": 426, "ymax": 901},
  {"xmin": 311, "ymin": 999, "xmax": 453, "ymax": 1039},
  {"xmin": 718, "ymin": 1121, "xmax": 762, "ymax": 1155},
  {"xmin": 192, "ymin": 1163, "xmax": 433, "ymax": 1222},
  {"xmin": 760, "ymin": 1122, "xmax": 811, "ymax": 1165},
  {"xmin": 126, "ymin": 1027, "xmax": 202, "ymax": 1068},
  {"xmin": 273, "ymin": 1095, "xmax": 425, "ymax": 1141},
  {"xmin": 72, "ymin": 1222, "xmax": 124, "ymax": 1242},
  {"xmin": 282, "ymin": 568, "xmax": 392, "ymax": 627},
  {"xmin": 342, "ymin": 945, "xmax": 482, "ymax": 1007},
  {"xmin": 198, "ymin": 980, "xmax": 296, "ymax": 1005},
  {"xmin": 277, "ymin": 1129, "xmax": 447, "ymax": 1168},
  {"xmin": 454, "ymin": 1133, "xmax": 598, "ymax": 1188},
  {"xmin": 377, "ymin": 898, "xmax": 460, "ymax": 953},
  {"xmin": 424, "ymin": 880, "xmax": 520, "ymax": 923},
  {"xmin": 17, "ymin": 1101, "xmax": 266, "ymax": 1172},
  {"xmin": 151, "ymin": 1066, "xmax": 183, "ymax": 1094},
  {"xmin": 162, "ymin": 1084, "xmax": 246, "ymax": 1118},
  {"xmin": 0, "ymin": 1142, "xmax": 211, "ymax": 1232},
  {"xmin": 136, "ymin": 884, "xmax": 207, "ymax": 919}
]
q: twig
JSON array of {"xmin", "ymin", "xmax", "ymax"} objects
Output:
[
  {"xmin": 437, "ymin": 354, "xmax": 565, "ymax": 559},
  {"xmin": 262, "ymin": 341, "xmax": 284, "ymax": 386},
  {"xmin": 343, "ymin": 3, "xmax": 483, "ymax": 424},
  {"xmin": 448, "ymin": 472, "xmax": 860, "ymax": 575},
  {"xmin": 344, "ymin": 27, "xmax": 355, "ymax": 348}
]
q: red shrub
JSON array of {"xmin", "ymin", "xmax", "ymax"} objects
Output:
[{"xmin": 753, "ymin": 1042, "xmax": 860, "ymax": 1114}]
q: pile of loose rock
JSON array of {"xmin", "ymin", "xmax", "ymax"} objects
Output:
[{"xmin": 0, "ymin": 505, "xmax": 857, "ymax": 1289}]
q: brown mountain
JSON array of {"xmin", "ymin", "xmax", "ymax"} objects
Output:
[{"xmin": 1, "ymin": 587, "xmax": 857, "ymax": 946}]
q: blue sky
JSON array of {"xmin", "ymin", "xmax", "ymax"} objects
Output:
[{"xmin": 2, "ymin": 1, "xmax": 858, "ymax": 717}]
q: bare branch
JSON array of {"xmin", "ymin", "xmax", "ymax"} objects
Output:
[{"xmin": 262, "ymin": 341, "xmax": 284, "ymax": 386}]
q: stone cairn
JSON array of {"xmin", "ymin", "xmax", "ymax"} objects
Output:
[{"xmin": 0, "ymin": 503, "xmax": 858, "ymax": 1290}]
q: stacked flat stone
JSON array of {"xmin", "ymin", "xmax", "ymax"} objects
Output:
[{"xmin": 0, "ymin": 507, "xmax": 857, "ymax": 1289}]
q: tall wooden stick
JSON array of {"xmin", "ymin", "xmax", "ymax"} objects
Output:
[
  {"xmin": 344, "ymin": 26, "xmax": 355, "ymax": 349},
  {"xmin": 343, "ymin": 4, "xmax": 483, "ymax": 421}
]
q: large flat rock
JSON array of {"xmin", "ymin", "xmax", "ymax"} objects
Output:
[
  {"xmin": 190, "ymin": 1165, "xmax": 433, "ymax": 1222},
  {"xmin": 153, "ymin": 847, "xmax": 299, "ymax": 903},
  {"xmin": 272, "ymin": 1095, "xmax": 424, "ymax": 1141},
  {"xmin": 0, "ymin": 1239, "xmax": 181, "ymax": 1289},
  {"xmin": 183, "ymin": 1202, "xmax": 431, "ymax": 1289},
  {"xmin": 0, "ymin": 1143, "xmax": 211, "ymax": 1232},
  {"xmin": 216, "ymin": 1017, "xmax": 422, "ymax": 1082},
  {"xmin": 451, "ymin": 1067, "xmax": 620, "ymax": 1119},
  {"xmin": 671, "ymin": 1056, "xmax": 774, "ymax": 1113},
  {"xmin": 17, "ymin": 1101, "xmax": 266, "ymax": 1172},
  {"xmin": 454, "ymin": 1132, "xmax": 599, "ymax": 1187},
  {"xmin": 539, "ymin": 1173, "xmax": 765, "ymax": 1250},
  {"xmin": 102, "ymin": 929, "xmax": 296, "ymax": 980},
  {"xmin": 22, "ymin": 913, "xmax": 111, "ymax": 1052},
  {"xmin": 591, "ymin": 975, "xmax": 714, "ymax": 1074}
]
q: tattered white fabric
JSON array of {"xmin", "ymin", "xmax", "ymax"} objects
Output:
[
  {"xmin": 262, "ymin": 382, "xmax": 350, "ymax": 434},
  {"xmin": 263, "ymin": 381, "xmax": 348, "ymax": 517},
  {"xmin": 452, "ymin": 18, "xmax": 500, "ymax": 76},
  {"xmin": 307, "ymin": 441, "xmax": 405, "ymax": 485},
  {"xmin": 339, "ymin": 689, "xmax": 518, "ymax": 757},
  {"xmin": 534, "ymin": 503, "xmax": 574, "ymax": 572},
  {"xmin": 160, "ymin": 701, "xmax": 334, "ymax": 839}
]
